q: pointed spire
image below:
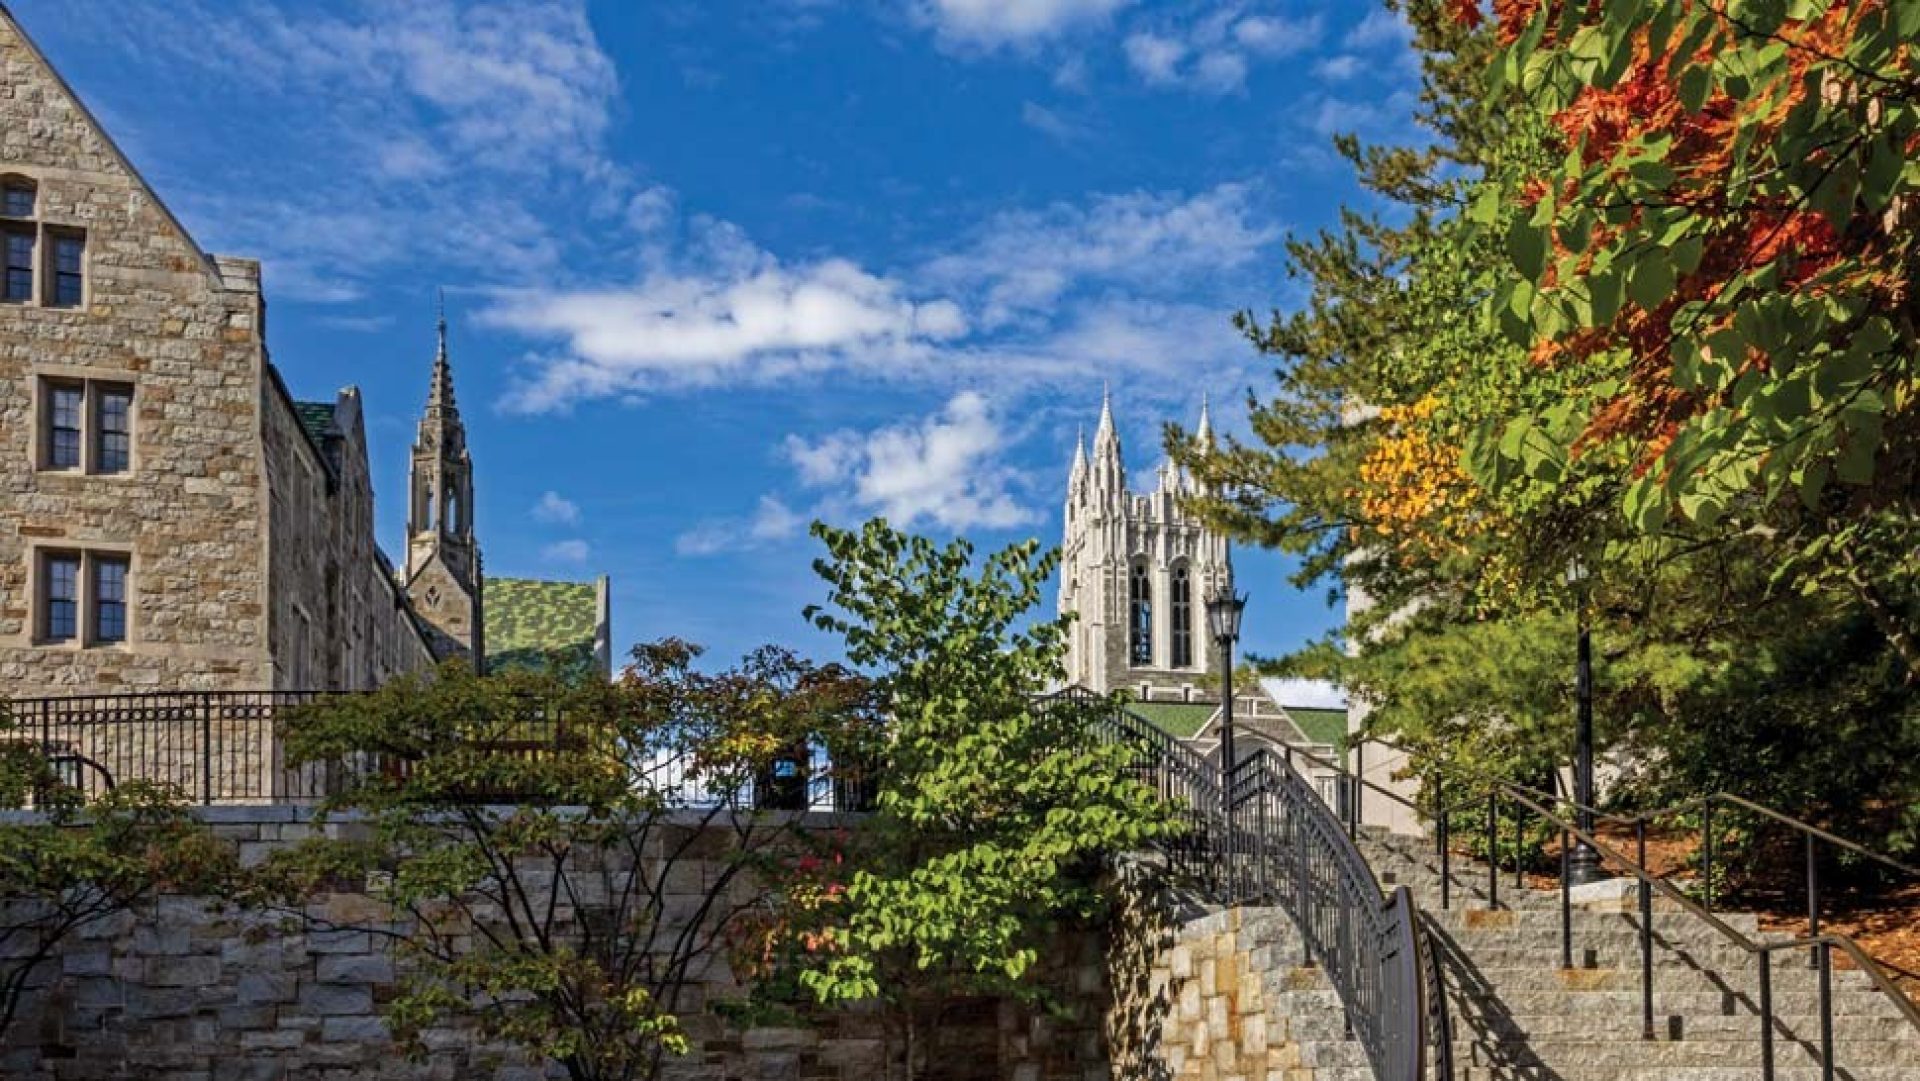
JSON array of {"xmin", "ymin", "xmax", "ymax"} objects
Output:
[
  {"xmin": 1094, "ymin": 382, "xmax": 1115, "ymax": 444},
  {"xmin": 1070, "ymin": 425, "xmax": 1088, "ymax": 478},
  {"xmin": 1196, "ymin": 393, "xmax": 1214, "ymax": 446},
  {"xmin": 427, "ymin": 290, "xmax": 458, "ymax": 419}
]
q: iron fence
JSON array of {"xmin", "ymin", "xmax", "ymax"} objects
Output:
[{"xmin": 1, "ymin": 691, "xmax": 879, "ymax": 812}]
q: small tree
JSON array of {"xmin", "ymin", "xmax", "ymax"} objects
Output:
[
  {"xmin": 265, "ymin": 644, "xmax": 872, "ymax": 1081},
  {"xmin": 0, "ymin": 704, "xmax": 231, "ymax": 1040},
  {"xmin": 783, "ymin": 520, "xmax": 1170, "ymax": 1079}
]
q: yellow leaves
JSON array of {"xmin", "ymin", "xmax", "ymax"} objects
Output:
[{"xmin": 1354, "ymin": 397, "xmax": 1481, "ymax": 551}]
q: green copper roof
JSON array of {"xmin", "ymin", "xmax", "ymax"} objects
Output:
[
  {"xmin": 1285, "ymin": 707, "xmax": 1349, "ymax": 748},
  {"xmin": 1129, "ymin": 701, "xmax": 1217, "ymax": 739},
  {"xmin": 485, "ymin": 577, "xmax": 602, "ymax": 676},
  {"xmin": 293, "ymin": 401, "xmax": 336, "ymax": 447}
]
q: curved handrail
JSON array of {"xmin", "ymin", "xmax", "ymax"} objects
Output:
[
  {"xmin": 1277, "ymin": 729, "xmax": 1920, "ymax": 1072},
  {"xmin": 1060, "ymin": 685, "xmax": 1449, "ymax": 1081}
]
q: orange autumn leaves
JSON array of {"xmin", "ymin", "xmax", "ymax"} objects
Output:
[{"xmin": 1476, "ymin": 1, "xmax": 1876, "ymax": 473}]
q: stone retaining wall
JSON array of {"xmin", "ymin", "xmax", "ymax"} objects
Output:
[{"xmin": 1, "ymin": 808, "xmax": 1115, "ymax": 1081}]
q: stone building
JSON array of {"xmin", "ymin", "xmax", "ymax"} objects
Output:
[
  {"xmin": 0, "ymin": 8, "xmax": 610, "ymax": 697},
  {"xmin": 1060, "ymin": 391, "xmax": 1232, "ymax": 702},
  {"xmin": 1056, "ymin": 393, "xmax": 1339, "ymax": 775}
]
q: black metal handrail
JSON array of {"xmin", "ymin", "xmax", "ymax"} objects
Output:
[
  {"xmin": 1054, "ymin": 686, "xmax": 1451, "ymax": 1081},
  {"xmin": 1297, "ymin": 733, "xmax": 1920, "ymax": 1081}
]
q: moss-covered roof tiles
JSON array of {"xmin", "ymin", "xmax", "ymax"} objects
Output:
[
  {"xmin": 293, "ymin": 401, "xmax": 336, "ymax": 447},
  {"xmin": 1128, "ymin": 701, "xmax": 1218, "ymax": 740},
  {"xmin": 485, "ymin": 577, "xmax": 601, "ymax": 676},
  {"xmin": 1284, "ymin": 707, "xmax": 1349, "ymax": 747}
]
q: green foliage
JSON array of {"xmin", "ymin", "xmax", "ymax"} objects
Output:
[
  {"xmin": 0, "ymin": 702, "xmax": 232, "ymax": 1039},
  {"xmin": 789, "ymin": 519, "xmax": 1170, "ymax": 1075},
  {"xmin": 262, "ymin": 648, "xmax": 871, "ymax": 1081},
  {"xmin": 1171, "ymin": 0, "xmax": 1920, "ymax": 871}
]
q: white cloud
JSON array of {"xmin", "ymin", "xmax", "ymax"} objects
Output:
[
  {"xmin": 1313, "ymin": 54, "xmax": 1364, "ymax": 81},
  {"xmin": 785, "ymin": 393, "xmax": 1034, "ymax": 531},
  {"xmin": 675, "ymin": 496, "xmax": 807, "ymax": 556},
  {"xmin": 69, "ymin": 0, "xmax": 623, "ymax": 301},
  {"xmin": 1121, "ymin": 10, "xmax": 1320, "ymax": 94},
  {"xmin": 923, "ymin": 183, "xmax": 1280, "ymax": 326},
  {"xmin": 1123, "ymin": 33, "xmax": 1186, "ymax": 84},
  {"xmin": 542, "ymin": 539, "xmax": 591, "ymax": 563},
  {"xmin": 625, "ymin": 185, "xmax": 677, "ymax": 234},
  {"xmin": 1021, "ymin": 101, "xmax": 1094, "ymax": 144},
  {"xmin": 1345, "ymin": 9, "xmax": 1413, "ymax": 50},
  {"xmin": 487, "ymin": 258, "xmax": 970, "ymax": 411},
  {"xmin": 1234, "ymin": 14, "xmax": 1321, "ymax": 57},
  {"xmin": 917, "ymin": 0, "xmax": 1133, "ymax": 48},
  {"xmin": 532, "ymin": 491, "xmax": 581, "ymax": 525},
  {"xmin": 484, "ymin": 181, "xmax": 1278, "ymax": 412}
]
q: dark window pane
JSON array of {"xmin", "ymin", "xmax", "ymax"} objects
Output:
[
  {"xmin": 97, "ymin": 386, "xmax": 131, "ymax": 473},
  {"xmin": 1171, "ymin": 565, "xmax": 1192, "ymax": 669},
  {"xmin": 1129, "ymin": 563, "xmax": 1153, "ymax": 667},
  {"xmin": 50, "ymin": 234, "xmax": 83, "ymax": 308},
  {"xmin": 44, "ymin": 555, "xmax": 79, "ymax": 640},
  {"xmin": 48, "ymin": 384, "xmax": 82, "ymax": 469},
  {"xmin": 3, "ymin": 231, "xmax": 31, "ymax": 302},
  {"xmin": 2, "ymin": 185, "xmax": 32, "ymax": 217},
  {"xmin": 94, "ymin": 558, "xmax": 128, "ymax": 643}
]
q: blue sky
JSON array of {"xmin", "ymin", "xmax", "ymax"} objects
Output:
[{"xmin": 14, "ymin": 0, "xmax": 1420, "ymax": 669}]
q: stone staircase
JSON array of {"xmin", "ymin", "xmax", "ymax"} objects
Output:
[{"xmin": 1339, "ymin": 826, "xmax": 1920, "ymax": 1081}]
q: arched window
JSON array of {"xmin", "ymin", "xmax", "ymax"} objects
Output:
[
  {"xmin": 1170, "ymin": 563, "xmax": 1193, "ymax": 669},
  {"xmin": 1129, "ymin": 561, "xmax": 1153, "ymax": 667}
]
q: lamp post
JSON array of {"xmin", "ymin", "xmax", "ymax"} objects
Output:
[
  {"xmin": 1206, "ymin": 590, "xmax": 1248, "ymax": 815},
  {"xmin": 1567, "ymin": 559, "xmax": 1607, "ymax": 887}
]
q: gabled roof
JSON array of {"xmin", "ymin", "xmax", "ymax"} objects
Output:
[
  {"xmin": 485, "ymin": 577, "xmax": 605, "ymax": 676},
  {"xmin": 0, "ymin": 4, "xmax": 223, "ymax": 285},
  {"xmin": 294, "ymin": 401, "xmax": 337, "ymax": 447}
]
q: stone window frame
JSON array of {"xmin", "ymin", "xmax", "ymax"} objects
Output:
[
  {"xmin": 34, "ymin": 372, "xmax": 137, "ymax": 477},
  {"xmin": 29, "ymin": 544, "xmax": 135, "ymax": 649},
  {"xmin": 0, "ymin": 170, "xmax": 89, "ymax": 309}
]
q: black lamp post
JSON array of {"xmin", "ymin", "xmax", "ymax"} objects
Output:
[
  {"xmin": 1567, "ymin": 559, "xmax": 1607, "ymax": 887},
  {"xmin": 1206, "ymin": 589, "xmax": 1248, "ymax": 812}
]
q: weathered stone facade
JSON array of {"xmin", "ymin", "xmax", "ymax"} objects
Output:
[
  {"xmin": 1059, "ymin": 394, "xmax": 1232, "ymax": 704},
  {"xmin": 0, "ymin": 9, "xmax": 434, "ymax": 696},
  {"xmin": 1105, "ymin": 859, "xmax": 1351, "ymax": 1081},
  {"xmin": 1, "ymin": 808, "xmax": 1117, "ymax": 1081}
]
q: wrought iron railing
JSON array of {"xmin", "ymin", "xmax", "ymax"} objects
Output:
[
  {"xmin": 2, "ymin": 691, "xmax": 877, "ymax": 812},
  {"xmin": 1057, "ymin": 686, "xmax": 1451, "ymax": 1081},
  {"xmin": 1313, "ymin": 734, "xmax": 1920, "ymax": 1081}
]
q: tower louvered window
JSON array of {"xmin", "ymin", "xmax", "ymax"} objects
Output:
[
  {"xmin": 1129, "ymin": 561, "xmax": 1153, "ymax": 667},
  {"xmin": 1171, "ymin": 563, "xmax": 1193, "ymax": 668}
]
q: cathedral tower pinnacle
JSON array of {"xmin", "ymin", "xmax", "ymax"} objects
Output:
[
  {"xmin": 404, "ymin": 295, "xmax": 484, "ymax": 666},
  {"xmin": 1058, "ymin": 392, "xmax": 1232, "ymax": 699}
]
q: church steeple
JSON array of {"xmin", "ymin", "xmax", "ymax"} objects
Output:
[{"xmin": 404, "ymin": 296, "xmax": 484, "ymax": 666}]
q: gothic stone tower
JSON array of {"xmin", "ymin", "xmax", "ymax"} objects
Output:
[
  {"xmin": 1059, "ymin": 392, "xmax": 1231, "ymax": 700},
  {"xmin": 403, "ymin": 308, "xmax": 484, "ymax": 666}
]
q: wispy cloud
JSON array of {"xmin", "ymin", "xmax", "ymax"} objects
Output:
[
  {"xmin": 1122, "ymin": 10, "xmax": 1319, "ymax": 95},
  {"xmin": 1021, "ymin": 100, "xmax": 1095, "ymax": 144},
  {"xmin": 484, "ymin": 182, "xmax": 1279, "ymax": 413},
  {"xmin": 532, "ymin": 491, "xmax": 582, "ymax": 526},
  {"xmin": 542, "ymin": 539, "xmax": 591, "ymax": 563},
  {"xmin": 675, "ymin": 496, "xmax": 806, "ymax": 557},
  {"xmin": 60, "ymin": 0, "xmax": 624, "ymax": 301},
  {"xmin": 913, "ymin": 0, "xmax": 1134, "ymax": 49}
]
